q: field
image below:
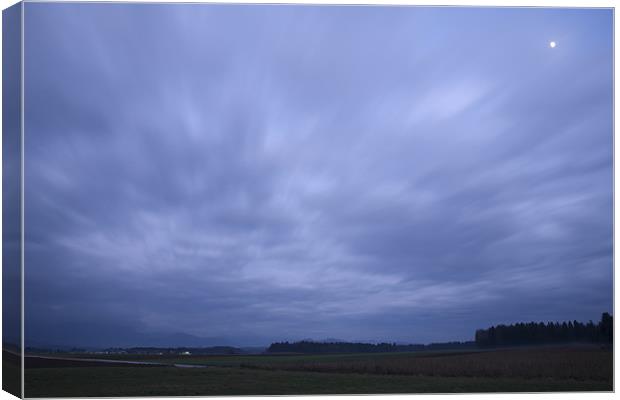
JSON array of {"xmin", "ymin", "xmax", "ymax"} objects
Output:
[
  {"xmin": 2, "ymin": 351, "xmax": 21, "ymax": 397},
  {"xmin": 24, "ymin": 346, "xmax": 612, "ymax": 397}
]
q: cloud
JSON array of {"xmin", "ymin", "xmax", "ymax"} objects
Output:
[{"xmin": 23, "ymin": 4, "xmax": 612, "ymax": 346}]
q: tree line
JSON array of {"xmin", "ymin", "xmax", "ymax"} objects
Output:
[
  {"xmin": 268, "ymin": 313, "xmax": 612, "ymax": 354},
  {"xmin": 267, "ymin": 340, "xmax": 476, "ymax": 354},
  {"xmin": 475, "ymin": 313, "xmax": 613, "ymax": 347}
]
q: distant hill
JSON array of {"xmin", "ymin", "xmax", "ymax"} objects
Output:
[
  {"xmin": 25, "ymin": 345, "xmax": 269, "ymax": 355},
  {"xmin": 104, "ymin": 346, "xmax": 244, "ymax": 355},
  {"xmin": 25, "ymin": 331, "xmax": 271, "ymax": 350},
  {"xmin": 267, "ymin": 340, "xmax": 476, "ymax": 354}
]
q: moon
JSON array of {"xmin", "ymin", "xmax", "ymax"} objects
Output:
[{"xmin": 549, "ymin": 41, "xmax": 557, "ymax": 48}]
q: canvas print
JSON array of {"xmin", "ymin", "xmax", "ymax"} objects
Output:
[{"xmin": 2, "ymin": 1, "xmax": 614, "ymax": 397}]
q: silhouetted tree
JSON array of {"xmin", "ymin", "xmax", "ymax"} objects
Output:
[
  {"xmin": 600, "ymin": 312, "xmax": 613, "ymax": 343},
  {"xmin": 474, "ymin": 313, "xmax": 612, "ymax": 347}
]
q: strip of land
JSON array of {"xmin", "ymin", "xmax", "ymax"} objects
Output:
[
  {"xmin": 20, "ymin": 345, "xmax": 613, "ymax": 397},
  {"xmin": 24, "ymin": 354, "xmax": 206, "ymax": 369}
]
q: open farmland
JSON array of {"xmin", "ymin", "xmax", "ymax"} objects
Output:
[
  {"xmin": 24, "ymin": 346, "xmax": 612, "ymax": 396},
  {"xmin": 234, "ymin": 347, "xmax": 613, "ymax": 381}
]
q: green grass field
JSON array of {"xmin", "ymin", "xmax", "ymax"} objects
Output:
[{"xmin": 24, "ymin": 346, "xmax": 613, "ymax": 397}]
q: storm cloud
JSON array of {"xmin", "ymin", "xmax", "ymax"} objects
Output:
[{"xmin": 23, "ymin": 4, "xmax": 612, "ymax": 347}]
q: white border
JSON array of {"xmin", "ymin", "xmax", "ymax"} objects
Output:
[{"xmin": 0, "ymin": 2, "xmax": 616, "ymax": 400}]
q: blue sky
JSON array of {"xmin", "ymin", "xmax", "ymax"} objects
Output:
[{"xmin": 23, "ymin": 4, "xmax": 612, "ymax": 347}]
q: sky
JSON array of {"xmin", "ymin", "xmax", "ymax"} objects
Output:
[{"xmin": 23, "ymin": 4, "xmax": 612, "ymax": 347}]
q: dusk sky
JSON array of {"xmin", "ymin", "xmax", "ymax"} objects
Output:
[{"xmin": 23, "ymin": 4, "xmax": 612, "ymax": 347}]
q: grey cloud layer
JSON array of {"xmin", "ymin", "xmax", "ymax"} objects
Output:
[{"xmin": 24, "ymin": 4, "xmax": 612, "ymax": 346}]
